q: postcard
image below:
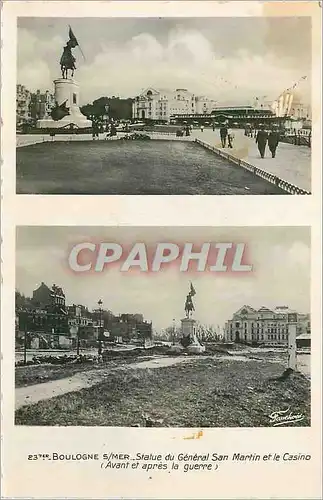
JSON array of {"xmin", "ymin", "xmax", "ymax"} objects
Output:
[{"xmin": 1, "ymin": 1, "xmax": 322, "ymax": 499}]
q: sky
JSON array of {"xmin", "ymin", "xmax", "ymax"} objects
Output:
[
  {"xmin": 17, "ymin": 17, "xmax": 311, "ymax": 106},
  {"xmin": 16, "ymin": 226, "xmax": 311, "ymax": 332}
]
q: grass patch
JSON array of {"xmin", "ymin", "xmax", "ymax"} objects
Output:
[
  {"xmin": 15, "ymin": 356, "xmax": 154, "ymax": 388},
  {"xmin": 15, "ymin": 358, "xmax": 310, "ymax": 427},
  {"xmin": 16, "ymin": 141, "xmax": 285, "ymax": 195}
]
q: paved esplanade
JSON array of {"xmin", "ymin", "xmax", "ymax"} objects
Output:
[{"xmin": 192, "ymin": 128, "xmax": 311, "ymax": 192}]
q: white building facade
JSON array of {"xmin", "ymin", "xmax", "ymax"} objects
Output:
[
  {"xmin": 132, "ymin": 87, "xmax": 217, "ymax": 122},
  {"xmin": 271, "ymin": 90, "xmax": 311, "ymax": 120},
  {"xmin": 224, "ymin": 305, "xmax": 310, "ymax": 344}
]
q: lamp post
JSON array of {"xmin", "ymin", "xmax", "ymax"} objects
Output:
[{"xmin": 98, "ymin": 299, "xmax": 103, "ymax": 356}]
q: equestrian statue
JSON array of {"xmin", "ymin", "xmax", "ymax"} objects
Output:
[
  {"xmin": 184, "ymin": 282, "xmax": 196, "ymax": 318},
  {"xmin": 60, "ymin": 26, "xmax": 84, "ymax": 79}
]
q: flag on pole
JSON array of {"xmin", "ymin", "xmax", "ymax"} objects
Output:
[
  {"xmin": 190, "ymin": 282, "xmax": 196, "ymax": 296},
  {"xmin": 69, "ymin": 25, "xmax": 86, "ymax": 61},
  {"xmin": 69, "ymin": 26, "xmax": 79, "ymax": 47}
]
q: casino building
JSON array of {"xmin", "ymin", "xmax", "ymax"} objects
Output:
[
  {"xmin": 132, "ymin": 87, "xmax": 217, "ymax": 122},
  {"xmin": 132, "ymin": 85, "xmax": 311, "ymax": 130},
  {"xmin": 171, "ymin": 105, "xmax": 279, "ymax": 128},
  {"xmin": 224, "ymin": 305, "xmax": 310, "ymax": 345}
]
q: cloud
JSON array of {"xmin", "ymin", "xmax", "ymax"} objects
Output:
[
  {"xmin": 18, "ymin": 28, "xmax": 65, "ymax": 91},
  {"xmin": 17, "ymin": 25, "xmax": 311, "ymax": 105}
]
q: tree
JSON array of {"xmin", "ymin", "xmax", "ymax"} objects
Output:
[
  {"xmin": 15, "ymin": 289, "xmax": 33, "ymax": 309},
  {"xmin": 80, "ymin": 103, "xmax": 96, "ymax": 119},
  {"xmin": 81, "ymin": 96, "xmax": 133, "ymax": 121}
]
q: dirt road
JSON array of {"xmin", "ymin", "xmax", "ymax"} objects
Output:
[{"xmin": 15, "ymin": 356, "xmax": 194, "ymax": 409}]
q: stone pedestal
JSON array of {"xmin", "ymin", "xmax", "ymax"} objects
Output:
[
  {"xmin": 182, "ymin": 318, "xmax": 205, "ymax": 354},
  {"xmin": 37, "ymin": 78, "xmax": 92, "ymax": 129},
  {"xmin": 170, "ymin": 317, "xmax": 205, "ymax": 354}
]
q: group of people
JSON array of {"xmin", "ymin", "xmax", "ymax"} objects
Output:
[
  {"xmin": 219, "ymin": 124, "xmax": 235, "ymax": 148},
  {"xmin": 92, "ymin": 121, "xmax": 118, "ymax": 140},
  {"xmin": 255, "ymin": 125, "xmax": 280, "ymax": 159},
  {"xmin": 244, "ymin": 126, "xmax": 257, "ymax": 138},
  {"xmin": 219, "ymin": 122, "xmax": 280, "ymax": 158},
  {"xmin": 176, "ymin": 125, "xmax": 192, "ymax": 137}
]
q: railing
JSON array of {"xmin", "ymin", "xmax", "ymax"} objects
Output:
[
  {"xmin": 280, "ymin": 134, "xmax": 311, "ymax": 148},
  {"xmin": 195, "ymin": 139, "xmax": 310, "ymax": 195}
]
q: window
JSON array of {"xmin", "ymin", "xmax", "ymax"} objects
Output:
[{"xmin": 73, "ymin": 93, "xmax": 77, "ymax": 104}]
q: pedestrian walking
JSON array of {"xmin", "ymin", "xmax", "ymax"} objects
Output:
[
  {"xmin": 220, "ymin": 124, "xmax": 228, "ymax": 147},
  {"xmin": 92, "ymin": 121, "xmax": 99, "ymax": 140},
  {"xmin": 268, "ymin": 128, "xmax": 280, "ymax": 158},
  {"xmin": 255, "ymin": 125, "xmax": 268, "ymax": 158},
  {"xmin": 200, "ymin": 125, "xmax": 204, "ymax": 132}
]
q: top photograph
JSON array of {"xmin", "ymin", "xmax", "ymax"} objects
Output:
[{"xmin": 16, "ymin": 16, "xmax": 312, "ymax": 195}]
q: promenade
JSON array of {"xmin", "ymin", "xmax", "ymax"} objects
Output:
[{"xmin": 192, "ymin": 129, "xmax": 311, "ymax": 192}]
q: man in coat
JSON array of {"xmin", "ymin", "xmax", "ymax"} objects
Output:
[
  {"xmin": 268, "ymin": 127, "xmax": 280, "ymax": 158},
  {"xmin": 220, "ymin": 124, "xmax": 228, "ymax": 147},
  {"xmin": 255, "ymin": 124, "xmax": 268, "ymax": 158}
]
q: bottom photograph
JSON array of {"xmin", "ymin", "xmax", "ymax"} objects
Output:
[{"xmin": 15, "ymin": 226, "xmax": 310, "ymax": 427}]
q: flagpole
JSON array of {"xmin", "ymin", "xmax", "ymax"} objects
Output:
[
  {"xmin": 69, "ymin": 24, "xmax": 86, "ymax": 61},
  {"xmin": 78, "ymin": 45, "xmax": 86, "ymax": 62}
]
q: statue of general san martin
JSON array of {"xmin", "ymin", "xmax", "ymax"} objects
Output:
[
  {"xmin": 184, "ymin": 282, "xmax": 196, "ymax": 318},
  {"xmin": 59, "ymin": 26, "xmax": 84, "ymax": 79},
  {"xmin": 46, "ymin": 25, "xmax": 91, "ymax": 126}
]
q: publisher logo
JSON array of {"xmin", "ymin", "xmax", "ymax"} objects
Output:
[{"xmin": 269, "ymin": 407, "xmax": 304, "ymax": 426}]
